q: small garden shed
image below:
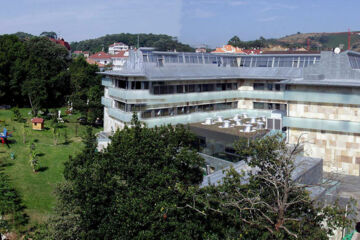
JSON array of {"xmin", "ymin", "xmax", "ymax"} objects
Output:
[{"xmin": 31, "ymin": 118, "xmax": 44, "ymax": 130}]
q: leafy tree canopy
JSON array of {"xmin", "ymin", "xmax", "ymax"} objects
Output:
[
  {"xmin": 182, "ymin": 134, "xmax": 357, "ymax": 239},
  {"xmin": 0, "ymin": 34, "xmax": 103, "ymax": 121},
  {"xmin": 70, "ymin": 33, "xmax": 194, "ymax": 53},
  {"xmin": 227, "ymin": 35, "xmax": 268, "ymax": 48},
  {"xmin": 46, "ymin": 118, "xmax": 214, "ymax": 239},
  {"xmin": 40, "ymin": 31, "xmax": 58, "ymax": 39}
]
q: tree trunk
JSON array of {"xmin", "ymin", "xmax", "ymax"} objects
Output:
[{"xmin": 28, "ymin": 94, "xmax": 34, "ymax": 116}]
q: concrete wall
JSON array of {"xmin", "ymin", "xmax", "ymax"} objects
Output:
[{"xmin": 104, "ymin": 107, "xmax": 126, "ymax": 132}]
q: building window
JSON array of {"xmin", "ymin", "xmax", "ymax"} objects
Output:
[
  {"xmin": 253, "ymin": 83, "xmax": 265, "ymax": 90},
  {"xmin": 253, "ymin": 102, "xmax": 265, "ymax": 109},
  {"xmin": 115, "ymin": 101, "xmax": 126, "ymax": 111},
  {"xmin": 177, "ymin": 85, "xmax": 184, "ymax": 93},
  {"xmin": 141, "ymin": 110, "xmax": 152, "ymax": 118}
]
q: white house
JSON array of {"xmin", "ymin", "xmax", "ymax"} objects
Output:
[
  {"xmin": 88, "ymin": 52, "xmax": 112, "ymax": 65},
  {"xmin": 108, "ymin": 42, "xmax": 129, "ymax": 54}
]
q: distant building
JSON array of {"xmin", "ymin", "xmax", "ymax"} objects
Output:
[
  {"xmin": 211, "ymin": 44, "xmax": 244, "ymax": 54},
  {"xmin": 88, "ymin": 51, "xmax": 112, "ymax": 65},
  {"xmin": 212, "ymin": 45, "xmax": 264, "ymax": 55},
  {"xmin": 49, "ymin": 38, "xmax": 71, "ymax": 51},
  {"xmin": 108, "ymin": 42, "xmax": 129, "ymax": 54},
  {"xmin": 73, "ymin": 51, "xmax": 90, "ymax": 58},
  {"xmin": 111, "ymin": 51, "xmax": 129, "ymax": 71},
  {"xmin": 241, "ymin": 49, "xmax": 262, "ymax": 55},
  {"xmin": 196, "ymin": 48, "xmax": 207, "ymax": 53}
]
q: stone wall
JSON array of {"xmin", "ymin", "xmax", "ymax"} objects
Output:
[
  {"xmin": 288, "ymin": 102, "xmax": 360, "ymax": 122},
  {"xmin": 288, "ymin": 128, "xmax": 360, "ymax": 176}
]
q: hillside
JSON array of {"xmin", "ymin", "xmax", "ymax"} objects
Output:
[
  {"xmin": 278, "ymin": 31, "xmax": 360, "ymax": 51},
  {"xmin": 70, "ymin": 33, "xmax": 194, "ymax": 53}
]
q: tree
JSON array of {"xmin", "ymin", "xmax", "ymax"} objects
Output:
[
  {"xmin": 40, "ymin": 31, "xmax": 57, "ymax": 39},
  {"xmin": 184, "ymin": 134, "xmax": 356, "ymax": 239},
  {"xmin": 69, "ymin": 57, "xmax": 103, "ymax": 124},
  {"xmin": 228, "ymin": 35, "xmax": 242, "ymax": 48},
  {"xmin": 11, "ymin": 107, "xmax": 22, "ymax": 122},
  {"xmin": 0, "ymin": 168, "xmax": 28, "ymax": 235},
  {"xmin": 0, "ymin": 35, "xmax": 27, "ymax": 105},
  {"xmin": 21, "ymin": 37, "xmax": 70, "ymax": 115},
  {"xmin": 29, "ymin": 142, "xmax": 39, "ymax": 172},
  {"xmin": 47, "ymin": 117, "xmax": 214, "ymax": 239},
  {"xmin": 70, "ymin": 33, "xmax": 194, "ymax": 53},
  {"xmin": 63, "ymin": 129, "xmax": 69, "ymax": 145}
]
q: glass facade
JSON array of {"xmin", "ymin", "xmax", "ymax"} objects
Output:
[
  {"xmin": 254, "ymin": 82, "xmax": 282, "ymax": 91},
  {"xmin": 113, "ymin": 79, "xmax": 149, "ymax": 90},
  {"xmin": 140, "ymin": 102, "xmax": 237, "ymax": 119},
  {"xmin": 348, "ymin": 53, "xmax": 360, "ymax": 69},
  {"xmin": 152, "ymin": 82, "xmax": 238, "ymax": 95},
  {"xmin": 253, "ymin": 101, "xmax": 287, "ymax": 112},
  {"xmin": 142, "ymin": 51, "xmax": 320, "ymax": 68}
]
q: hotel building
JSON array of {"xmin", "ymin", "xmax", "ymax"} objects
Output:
[{"xmin": 99, "ymin": 49, "xmax": 360, "ymax": 176}]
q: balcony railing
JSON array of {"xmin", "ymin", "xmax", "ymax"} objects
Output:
[
  {"xmin": 142, "ymin": 109, "xmax": 272, "ymax": 127},
  {"xmin": 107, "ymin": 108, "xmax": 135, "ymax": 123},
  {"xmin": 101, "ymin": 97, "xmax": 112, "ymax": 108},
  {"xmin": 102, "ymin": 78, "xmax": 113, "ymax": 87},
  {"xmin": 108, "ymin": 87, "xmax": 285, "ymax": 104}
]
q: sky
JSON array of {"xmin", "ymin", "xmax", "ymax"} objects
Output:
[{"xmin": 1, "ymin": 0, "xmax": 360, "ymax": 48}]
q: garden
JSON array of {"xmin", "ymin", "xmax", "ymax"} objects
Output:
[{"xmin": 0, "ymin": 108, "xmax": 101, "ymax": 225}]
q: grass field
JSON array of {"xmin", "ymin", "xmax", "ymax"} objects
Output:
[{"xmin": 0, "ymin": 108, "xmax": 101, "ymax": 225}]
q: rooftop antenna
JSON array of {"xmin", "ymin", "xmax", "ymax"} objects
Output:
[{"xmin": 348, "ymin": 28, "xmax": 351, "ymax": 50}]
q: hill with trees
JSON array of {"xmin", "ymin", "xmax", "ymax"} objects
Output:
[
  {"xmin": 278, "ymin": 31, "xmax": 360, "ymax": 51},
  {"xmin": 227, "ymin": 31, "xmax": 360, "ymax": 51},
  {"xmin": 70, "ymin": 33, "xmax": 194, "ymax": 53}
]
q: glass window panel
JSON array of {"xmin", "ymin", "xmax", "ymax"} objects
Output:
[
  {"xmin": 254, "ymin": 83, "xmax": 265, "ymax": 90},
  {"xmin": 141, "ymin": 110, "xmax": 152, "ymax": 118},
  {"xmin": 226, "ymin": 83, "xmax": 232, "ymax": 90},
  {"xmin": 177, "ymin": 106, "xmax": 187, "ymax": 115},
  {"xmin": 232, "ymin": 83, "xmax": 238, "ymax": 90},
  {"xmin": 176, "ymin": 85, "xmax": 184, "ymax": 93},
  {"xmin": 275, "ymin": 119, "xmax": 281, "ymax": 130},
  {"xmin": 253, "ymin": 102, "xmax": 265, "ymax": 109},
  {"xmin": 188, "ymin": 84, "xmax": 195, "ymax": 92}
]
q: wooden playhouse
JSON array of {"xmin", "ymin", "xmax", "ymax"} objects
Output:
[{"xmin": 31, "ymin": 118, "xmax": 44, "ymax": 130}]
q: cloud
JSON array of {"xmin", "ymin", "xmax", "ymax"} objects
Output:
[{"xmin": 257, "ymin": 16, "xmax": 279, "ymax": 22}]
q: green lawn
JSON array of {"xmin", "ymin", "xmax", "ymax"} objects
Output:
[{"xmin": 0, "ymin": 108, "xmax": 101, "ymax": 225}]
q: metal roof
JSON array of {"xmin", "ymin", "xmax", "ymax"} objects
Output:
[{"xmin": 99, "ymin": 49, "xmax": 360, "ymax": 87}]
